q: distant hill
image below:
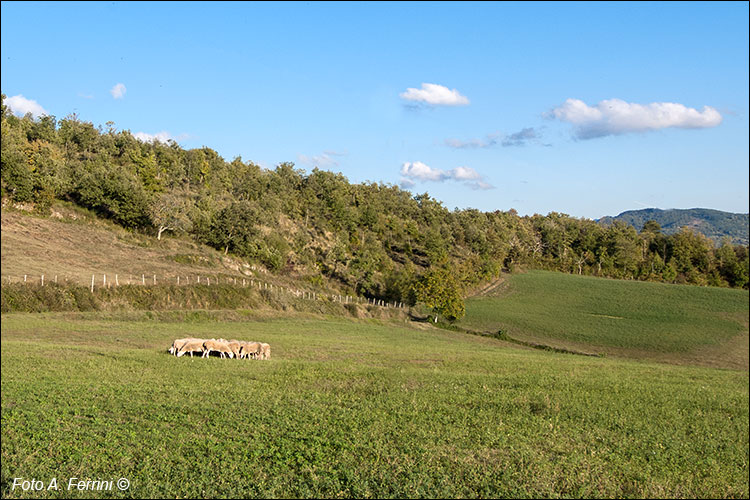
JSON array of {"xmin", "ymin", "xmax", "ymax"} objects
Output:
[{"xmin": 598, "ymin": 208, "xmax": 749, "ymax": 245}]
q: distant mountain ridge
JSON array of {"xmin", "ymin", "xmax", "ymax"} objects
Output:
[{"xmin": 597, "ymin": 208, "xmax": 749, "ymax": 245}]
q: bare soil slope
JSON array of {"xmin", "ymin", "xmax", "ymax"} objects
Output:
[{"xmin": 1, "ymin": 203, "xmax": 253, "ymax": 285}]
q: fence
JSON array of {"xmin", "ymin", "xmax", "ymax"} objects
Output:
[{"xmin": 2, "ymin": 273, "xmax": 405, "ymax": 309}]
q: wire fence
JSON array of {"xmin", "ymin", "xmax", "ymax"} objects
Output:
[{"xmin": 1, "ymin": 273, "xmax": 405, "ymax": 309}]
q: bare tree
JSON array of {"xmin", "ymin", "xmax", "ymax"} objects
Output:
[{"xmin": 150, "ymin": 193, "xmax": 192, "ymax": 240}]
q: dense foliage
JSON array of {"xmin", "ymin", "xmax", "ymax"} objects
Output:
[
  {"xmin": 2, "ymin": 94, "xmax": 748, "ymax": 319},
  {"xmin": 599, "ymin": 208, "xmax": 749, "ymax": 245}
]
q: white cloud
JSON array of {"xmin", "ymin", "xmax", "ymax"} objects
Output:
[
  {"xmin": 399, "ymin": 83, "xmax": 469, "ymax": 106},
  {"xmin": 134, "ymin": 131, "xmax": 175, "ymax": 143},
  {"xmin": 297, "ymin": 150, "xmax": 347, "ymax": 168},
  {"xmin": 399, "ymin": 178, "xmax": 416, "ymax": 190},
  {"xmin": 5, "ymin": 94, "xmax": 48, "ymax": 118},
  {"xmin": 451, "ymin": 166, "xmax": 482, "ymax": 181},
  {"xmin": 501, "ymin": 127, "xmax": 539, "ymax": 147},
  {"xmin": 399, "ymin": 162, "xmax": 494, "ymax": 190},
  {"xmin": 549, "ymin": 98, "xmax": 722, "ymax": 139},
  {"xmin": 445, "ymin": 128, "xmax": 542, "ymax": 149},
  {"xmin": 467, "ymin": 180, "xmax": 495, "ymax": 191},
  {"xmin": 400, "ymin": 161, "xmax": 449, "ymax": 181},
  {"xmin": 444, "ymin": 135, "xmax": 499, "ymax": 149},
  {"xmin": 110, "ymin": 83, "xmax": 127, "ymax": 99}
]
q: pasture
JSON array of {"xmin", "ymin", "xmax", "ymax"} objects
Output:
[
  {"xmin": 2, "ymin": 310, "xmax": 748, "ymax": 498},
  {"xmin": 460, "ymin": 271, "xmax": 749, "ymax": 370}
]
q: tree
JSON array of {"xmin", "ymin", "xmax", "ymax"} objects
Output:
[
  {"xmin": 669, "ymin": 228, "xmax": 714, "ymax": 284},
  {"xmin": 0, "ymin": 115, "xmax": 34, "ymax": 201},
  {"xmin": 208, "ymin": 201, "xmax": 260, "ymax": 256},
  {"xmin": 150, "ymin": 192, "xmax": 192, "ymax": 240},
  {"xmin": 413, "ymin": 267, "xmax": 465, "ymax": 322},
  {"xmin": 716, "ymin": 238, "xmax": 748, "ymax": 288},
  {"xmin": 641, "ymin": 220, "xmax": 662, "ymax": 234},
  {"xmin": 71, "ymin": 160, "xmax": 152, "ymax": 229}
]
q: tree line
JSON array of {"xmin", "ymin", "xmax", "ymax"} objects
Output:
[{"xmin": 1, "ymin": 95, "xmax": 748, "ymax": 321}]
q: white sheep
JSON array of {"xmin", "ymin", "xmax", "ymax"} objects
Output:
[
  {"xmin": 239, "ymin": 341, "xmax": 261, "ymax": 360},
  {"xmin": 203, "ymin": 339, "xmax": 234, "ymax": 358},
  {"xmin": 169, "ymin": 337, "xmax": 201, "ymax": 356},
  {"xmin": 176, "ymin": 339, "xmax": 206, "ymax": 358},
  {"xmin": 259, "ymin": 342, "xmax": 271, "ymax": 360},
  {"xmin": 227, "ymin": 340, "xmax": 242, "ymax": 359}
]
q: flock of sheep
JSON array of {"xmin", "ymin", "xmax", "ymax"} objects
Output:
[{"xmin": 168, "ymin": 337, "xmax": 271, "ymax": 359}]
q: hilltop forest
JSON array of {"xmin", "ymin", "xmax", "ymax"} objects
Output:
[{"xmin": 1, "ymin": 94, "xmax": 748, "ymax": 319}]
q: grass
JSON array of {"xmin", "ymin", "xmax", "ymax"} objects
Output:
[
  {"xmin": 2, "ymin": 312, "xmax": 748, "ymax": 498},
  {"xmin": 458, "ymin": 271, "xmax": 749, "ymax": 369}
]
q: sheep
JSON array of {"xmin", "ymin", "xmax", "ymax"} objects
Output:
[
  {"xmin": 227, "ymin": 340, "xmax": 242, "ymax": 359},
  {"xmin": 259, "ymin": 342, "xmax": 271, "ymax": 360},
  {"xmin": 176, "ymin": 339, "xmax": 206, "ymax": 358},
  {"xmin": 169, "ymin": 337, "xmax": 201, "ymax": 356},
  {"xmin": 203, "ymin": 339, "xmax": 234, "ymax": 358},
  {"xmin": 172, "ymin": 338, "xmax": 270, "ymax": 360},
  {"xmin": 239, "ymin": 341, "xmax": 261, "ymax": 360}
]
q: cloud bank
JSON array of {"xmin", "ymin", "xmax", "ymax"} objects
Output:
[
  {"xmin": 5, "ymin": 94, "xmax": 48, "ymax": 118},
  {"xmin": 548, "ymin": 98, "xmax": 722, "ymax": 139},
  {"xmin": 399, "ymin": 161, "xmax": 493, "ymax": 190},
  {"xmin": 110, "ymin": 83, "xmax": 127, "ymax": 99},
  {"xmin": 400, "ymin": 83, "xmax": 469, "ymax": 106}
]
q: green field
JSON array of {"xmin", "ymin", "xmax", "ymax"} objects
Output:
[
  {"xmin": 460, "ymin": 271, "xmax": 749, "ymax": 369},
  {"xmin": 2, "ymin": 310, "xmax": 748, "ymax": 498}
]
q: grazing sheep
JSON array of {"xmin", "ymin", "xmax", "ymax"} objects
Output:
[
  {"xmin": 169, "ymin": 337, "xmax": 201, "ymax": 356},
  {"xmin": 227, "ymin": 340, "xmax": 242, "ymax": 359},
  {"xmin": 240, "ymin": 341, "xmax": 261, "ymax": 360},
  {"xmin": 259, "ymin": 343, "xmax": 271, "ymax": 360},
  {"xmin": 176, "ymin": 339, "xmax": 206, "ymax": 358},
  {"xmin": 203, "ymin": 339, "xmax": 234, "ymax": 358},
  {"xmin": 171, "ymin": 338, "xmax": 270, "ymax": 361}
]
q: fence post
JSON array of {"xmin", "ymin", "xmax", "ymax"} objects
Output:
[
  {"xmin": 115, "ymin": 274, "xmax": 119, "ymax": 286},
  {"xmin": 91, "ymin": 274, "xmax": 95, "ymax": 293},
  {"xmin": 142, "ymin": 274, "xmax": 145, "ymax": 285},
  {"xmin": 177, "ymin": 276, "xmax": 180, "ymax": 285},
  {"xmin": 54, "ymin": 275, "xmax": 58, "ymax": 284},
  {"xmin": 24, "ymin": 275, "xmax": 27, "ymax": 282},
  {"xmin": 41, "ymin": 275, "xmax": 44, "ymax": 286},
  {"xmin": 153, "ymin": 275, "xmax": 156, "ymax": 285},
  {"xmin": 103, "ymin": 274, "xmax": 106, "ymax": 288}
]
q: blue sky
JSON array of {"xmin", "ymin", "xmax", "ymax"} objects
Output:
[{"xmin": 2, "ymin": 1, "xmax": 748, "ymax": 219}]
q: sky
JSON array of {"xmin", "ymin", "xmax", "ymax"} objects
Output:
[{"xmin": 2, "ymin": 1, "xmax": 748, "ymax": 219}]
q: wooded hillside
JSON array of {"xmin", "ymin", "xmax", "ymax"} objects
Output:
[
  {"xmin": 599, "ymin": 208, "xmax": 749, "ymax": 245},
  {"xmin": 2, "ymin": 93, "xmax": 748, "ymax": 316}
]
